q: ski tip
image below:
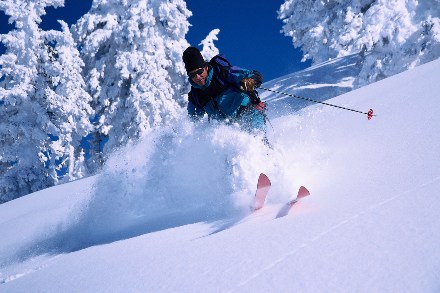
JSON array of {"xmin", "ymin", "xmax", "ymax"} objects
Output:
[
  {"xmin": 254, "ymin": 173, "xmax": 271, "ymax": 211},
  {"xmin": 258, "ymin": 173, "xmax": 271, "ymax": 188},
  {"xmin": 297, "ymin": 186, "xmax": 310, "ymax": 199}
]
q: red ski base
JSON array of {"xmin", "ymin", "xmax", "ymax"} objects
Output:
[
  {"xmin": 253, "ymin": 173, "xmax": 271, "ymax": 210},
  {"xmin": 276, "ymin": 186, "xmax": 310, "ymax": 218},
  {"xmin": 252, "ymin": 173, "xmax": 310, "ymax": 217}
]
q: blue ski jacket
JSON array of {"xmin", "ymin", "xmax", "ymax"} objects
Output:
[{"xmin": 186, "ymin": 62, "xmax": 266, "ymax": 133}]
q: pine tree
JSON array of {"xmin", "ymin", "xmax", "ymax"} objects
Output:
[
  {"xmin": 72, "ymin": 0, "xmax": 192, "ymax": 171},
  {"xmin": 43, "ymin": 21, "xmax": 94, "ymax": 182},
  {"xmin": 0, "ymin": 0, "xmax": 92, "ymax": 202},
  {"xmin": 199, "ymin": 29, "xmax": 220, "ymax": 60},
  {"xmin": 278, "ymin": 0, "xmax": 440, "ymax": 86}
]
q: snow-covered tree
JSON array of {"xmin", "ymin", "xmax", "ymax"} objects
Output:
[
  {"xmin": 72, "ymin": 0, "xmax": 191, "ymax": 169},
  {"xmin": 43, "ymin": 22, "xmax": 94, "ymax": 182},
  {"xmin": 0, "ymin": 0, "xmax": 93, "ymax": 202},
  {"xmin": 279, "ymin": 0, "xmax": 440, "ymax": 86},
  {"xmin": 199, "ymin": 29, "xmax": 220, "ymax": 60}
]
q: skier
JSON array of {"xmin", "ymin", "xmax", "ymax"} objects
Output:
[{"xmin": 182, "ymin": 46, "xmax": 269, "ymax": 143}]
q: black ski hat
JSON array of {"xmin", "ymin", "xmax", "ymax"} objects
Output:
[{"xmin": 182, "ymin": 46, "xmax": 206, "ymax": 73}]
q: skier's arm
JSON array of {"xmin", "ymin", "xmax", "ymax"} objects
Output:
[
  {"xmin": 223, "ymin": 66, "xmax": 263, "ymax": 90},
  {"xmin": 212, "ymin": 56, "xmax": 263, "ymax": 89}
]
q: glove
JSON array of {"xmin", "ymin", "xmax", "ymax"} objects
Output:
[
  {"xmin": 251, "ymin": 71, "xmax": 263, "ymax": 88},
  {"xmin": 240, "ymin": 78, "xmax": 256, "ymax": 92}
]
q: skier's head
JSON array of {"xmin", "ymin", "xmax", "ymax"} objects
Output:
[
  {"xmin": 182, "ymin": 46, "xmax": 206, "ymax": 73},
  {"xmin": 183, "ymin": 46, "xmax": 209, "ymax": 86}
]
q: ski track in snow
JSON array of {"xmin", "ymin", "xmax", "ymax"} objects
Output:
[
  {"xmin": 230, "ymin": 175, "xmax": 440, "ymax": 292},
  {"xmin": 0, "ymin": 255, "xmax": 62, "ymax": 284}
]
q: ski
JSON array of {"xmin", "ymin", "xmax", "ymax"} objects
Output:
[
  {"xmin": 276, "ymin": 186, "xmax": 310, "ymax": 218},
  {"xmin": 253, "ymin": 173, "xmax": 271, "ymax": 211}
]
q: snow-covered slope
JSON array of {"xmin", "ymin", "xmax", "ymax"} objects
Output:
[
  {"xmin": 261, "ymin": 53, "xmax": 362, "ymax": 117},
  {"xmin": 1, "ymin": 57, "xmax": 440, "ymax": 292}
]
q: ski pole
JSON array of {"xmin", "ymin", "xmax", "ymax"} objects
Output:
[{"xmin": 258, "ymin": 86, "xmax": 375, "ymax": 120}]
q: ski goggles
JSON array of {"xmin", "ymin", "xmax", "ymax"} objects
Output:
[{"xmin": 188, "ymin": 68, "xmax": 205, "ymax": 78}]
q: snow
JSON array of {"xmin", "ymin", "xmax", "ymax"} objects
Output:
[
  {"xmin": 279, "ymin": 0, "xmax": 440, "ymax": 86},
  {"xmin": 1, "ymin": 57, "xmax": 440, "ymax": 292}
]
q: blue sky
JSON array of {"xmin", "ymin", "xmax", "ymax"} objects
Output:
[
  {"xmin": 0, "ymin": 0, "xmax": 310, "ymax": 81},
  {"xmin": 185, "ymin": 0, "xmax": 311, "ymax": 81}
]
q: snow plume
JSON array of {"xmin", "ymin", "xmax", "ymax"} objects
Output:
[
  {"xmin": 199, "ymin": 28, "xmax": 220, "ymax": 60},
  {"xmin": 279, "ymin": 0, "xmax": 440, "ymax": 86},
  {"xmin": 4, "ymin": 114, "xmax": 324, "ymax": 254},
  {"xmin": 64, "ymin": 120, "xmax": 276, "ymax": 247},
  {"xmin": 0, "ymin": 106, "xmax": 326, "ymax": 275}
]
